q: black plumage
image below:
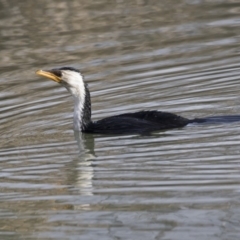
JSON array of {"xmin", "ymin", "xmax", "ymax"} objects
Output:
[{"xmin": 84, "ymin": 111, "xmax": 190, "ymax": 134}]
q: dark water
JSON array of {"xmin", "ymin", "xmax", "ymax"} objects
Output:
[{"xmin": 1, "ymin": 0, "xmax": 240, "ymax": 239}]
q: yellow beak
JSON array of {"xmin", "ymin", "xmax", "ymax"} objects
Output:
[{"xmin": 36, "ymin": 70, "xmax": 61, "ymax": 83}]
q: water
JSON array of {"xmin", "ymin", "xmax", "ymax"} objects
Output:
[{"xmin": 1, "ymin": 0, "xmax": 240, "ymax": 239}]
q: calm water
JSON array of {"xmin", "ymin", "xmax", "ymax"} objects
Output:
[{"xmin": 1, "ymin": 0, "xmax": 240, "ymax": 239}]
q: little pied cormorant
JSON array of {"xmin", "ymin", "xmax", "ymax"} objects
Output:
[{"xmin": 35, "ymin": 67, "xmax": 240, "ymax": 134}]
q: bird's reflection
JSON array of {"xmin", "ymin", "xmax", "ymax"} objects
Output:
[{"xmin": 67, "ymin": 131, "xmax": 96, "ymax": 197}]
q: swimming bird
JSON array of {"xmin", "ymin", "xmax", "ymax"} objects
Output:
[{"xmin": 36, "ymin": 67, "xmax": 240, "ymax": 134}]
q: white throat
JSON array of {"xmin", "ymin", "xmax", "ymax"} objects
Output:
[
  {"xmin": 73, "ymin": 95, "xmax": 85, "ymax": 130},
  {"xmin": 61, "ymin": 71, "xmax": 86, "ymax": 131}
]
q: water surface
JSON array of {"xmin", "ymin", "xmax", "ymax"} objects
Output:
[{"xmin": 1, "ymin": 0, "xmax": 240, "ymax": 239}]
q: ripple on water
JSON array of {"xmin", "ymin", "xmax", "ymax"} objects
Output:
[{"xmin": 1, "ymin": 0, "xmax": 240, "ymax": 239}]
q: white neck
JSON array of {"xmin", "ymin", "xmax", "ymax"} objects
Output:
[
  {"xmin": 73, "ymin": 95, "xmax": 84, "ymax": 131},
  {"xmin": 61, "ymin": 70, "xmax": 91, "ymax": 131}
]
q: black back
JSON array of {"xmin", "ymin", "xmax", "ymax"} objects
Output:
[{"xmin": 84, "ymin": 111, "xmax": 190, "ymax": 134}]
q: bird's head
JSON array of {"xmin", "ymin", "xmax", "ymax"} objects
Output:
[
  {"xmin": 36, "ymin": 67, "xmax": 91, "ymax": 131},
  {"xmin": 36, "ymin": 67, "xmax": 85, "ymax": 98}
]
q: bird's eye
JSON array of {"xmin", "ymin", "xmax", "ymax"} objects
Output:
[{"xmin": 51, "ymin": 69, "xmax": 62, "ymax": 78}]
